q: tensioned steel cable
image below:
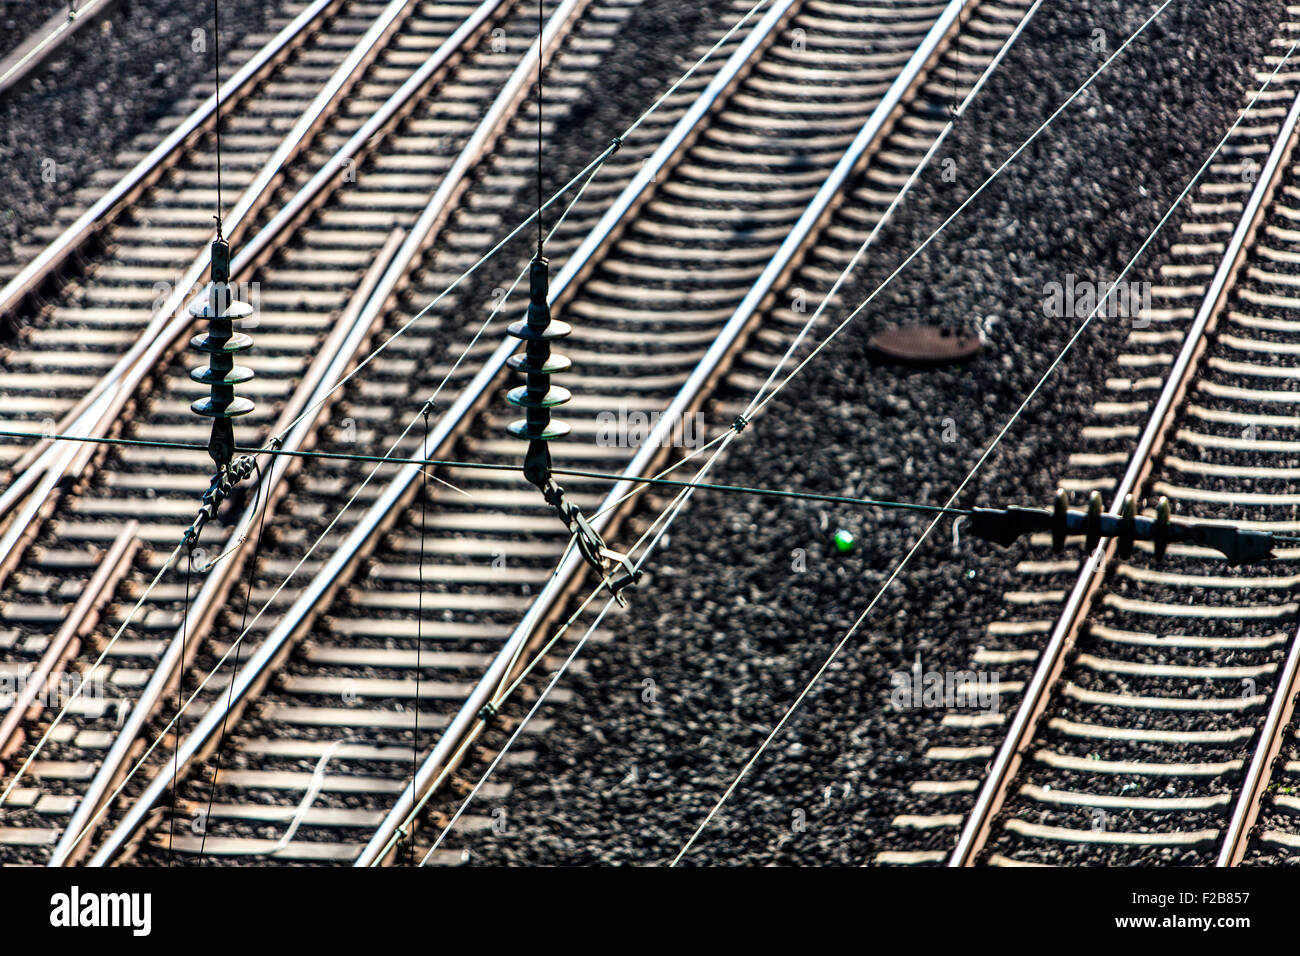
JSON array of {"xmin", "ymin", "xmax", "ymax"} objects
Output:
[
  {"xmin": 0, "ymin": 427, "xmax": 980, "ymax": 518},
  {"xmin": 410, "ymin": 406, "xmax": 431, "ymax": 862},
  {"xmin": 671, "ymin": 14, "xmax": 1300, "ymax": 866},
  {"xmin": 537, "ymin": 0, "xmax": 545, "ymax": 255},
  {"xmin": 167, "ymin": 541, "xmax": 196, "ymax": 866},
  {"xmin": 213, "ymin": 0, "xmax": 224, "ymax": 235},
  {"xmin": 15, "ymin": 424, "xmax": 1297, "ymax": 540}
]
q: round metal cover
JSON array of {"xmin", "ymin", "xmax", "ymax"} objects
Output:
[{"xmin": 867, "ymin": 324, "xmax": 982, "ymax": 365}]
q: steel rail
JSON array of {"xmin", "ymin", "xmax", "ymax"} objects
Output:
[
  {"xmin": 360, "ymin": 0, "xmax": 973, "ymax": 866},
  {"xmin": 87, "ymin": 0, "xmax": 798, "ymax": 869},
  {"xmin": 0, "ymin": 0, "xmax": 505, "ymax": 593},
  {"xmin": 0, "ymin": 0, "xmax": 394, "ymax": 531},
  {"xmin": 56, "ymin": 231, "xmax": 406, "ymax": 866},
  {"xmin": 86, "ymin": 0, "xmax": 598, "ymax": 866},
  {"xmin": 0, "ymin": 521, "xmax": 139, "ymax": 768},
  {"xmin": 0, "ymin": 0, "xmax": 121, "ymax": 98},
  {"xmin": 0, "ymin": 0, "xmax": 340, "ymax": 327},
  {"xmin": 1218, "ymin": 616, "xmax": 1300, "ymax": 865},
  {"xmin": 948, "ymin": 88, "xmax": 1300, "ymax": 867}
]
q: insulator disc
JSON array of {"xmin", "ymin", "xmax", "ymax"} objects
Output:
[
  {"xmin": 190, "ymin": 331, "xmax": 254, "ymax": 354},
  {"xmin": 507, "ymin": 419, "xmax": 571, "ymax": 441},
  {"xmin": 507, "ymin": 352, "xmax": 572, "ymax": 375},
  {"xmin": 189, "ymin": 298, "xmax": 255, "ymax": 322},
  {"xmin": 506, "ymin": 384, "xmax": 571, "ymax": 409},
  {"xmin": 190, "ymin": 364, "xmax": 256, "ymax": 387},
  {"xmin": 507, "ymin": 317, "xmax": 572, "ymax": 341},
  {"xmin": 191, "ymin": 396, "xmax": 256, "ymax": 418}
]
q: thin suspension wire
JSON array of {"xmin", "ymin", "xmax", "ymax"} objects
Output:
[
  {"xmin": 167, "ymin": 543, "xmax": 195, "ymax": 866},
  {"xmin": 411, "ymin": 406, "xmax": 430, "ymax": 863},
  {"xmin": 537, "ymin": 0, "xmax": 544, "ymax": 255},
  {"xmin": 213, "ymin": 0, "xmax": 223, "ymax": 234},
  {"xmin": 199, "ymin": 459, "xmax": 269, "ymax": 862},
  {"xmin": 420, "ymin": 433, "xmax": 739, "ymax": 863},
  {"xmin": 0, "ymin": 537, "xmax": 188, "ymax": 806},
  {"xmin": 670, "ymin": 20, "xmax": 1300, "ymax": 867}
]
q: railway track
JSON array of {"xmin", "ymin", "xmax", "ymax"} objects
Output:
[
  {"xmin": 87, "ymin": 0, "xmax": 1036, "ymax": 867},
  {"xmin": 0, "ymin": 0, "xmax": 1040, "ymax": 866},
  {"xmin": 0, "ymin": 0, "xmax": 617, "ymax": 861},
  {"xmin": 0, "ymin": 0, "xmax": 1034, "ymax": 866},
  {"xmin": 878, "ymin": 10, "xmax": 1300, "ymax": 867}
]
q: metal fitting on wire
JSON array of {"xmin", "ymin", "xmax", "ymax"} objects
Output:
[
  {"xmin": 504, "ymin": 256, "xmax": 640, "ymax": 605},
  {"xmin": 968, "ymin": 488, "xmax": 1276, "ymax": 566},
  {"xmin": 185, "ymin": 236, "xmax": 257, "ymax": 547}
]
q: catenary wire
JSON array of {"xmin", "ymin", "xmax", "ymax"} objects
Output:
[{"xmin": 670, "ymin": 14, "xmax": 1300, "ymax": 866}]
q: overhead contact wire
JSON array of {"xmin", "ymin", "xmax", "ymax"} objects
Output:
[{"xmin": 671, "ymin": 9, "xmax": 1300, "ymax": 865}]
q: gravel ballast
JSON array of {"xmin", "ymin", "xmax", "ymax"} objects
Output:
[
  {"xmin": 451, "ymin": 0, "xmax": 1290, "ymax": 866},
  {"xmin": 0, "ymin": 0, "xmax": 283, "ymax": 265}
]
